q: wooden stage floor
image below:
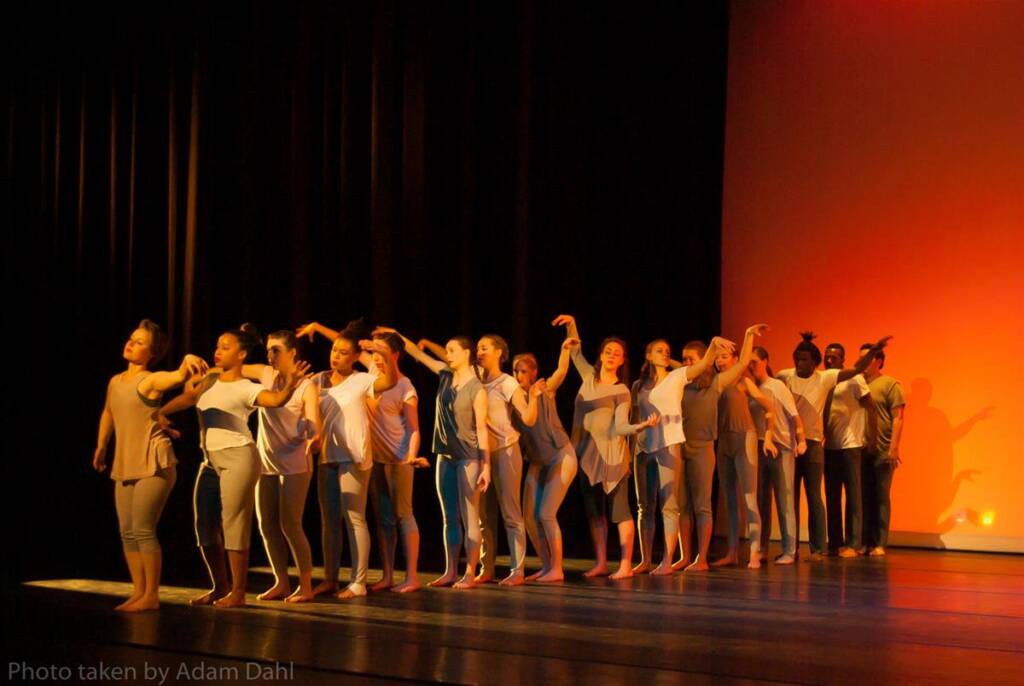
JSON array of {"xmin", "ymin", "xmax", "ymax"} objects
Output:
[{"xmin": 6, "ymin": 549, "xmax": 1024, "ymax": 685}]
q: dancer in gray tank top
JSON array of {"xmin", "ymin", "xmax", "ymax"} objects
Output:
[
  {"xmin": 92, "ymin": 319, "xmax": 207, "ymax": 611},
  {"xmin": 512, "ymin": 339, "xmax": 580, "ymax": 583}
]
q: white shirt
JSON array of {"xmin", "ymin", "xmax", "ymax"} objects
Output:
[
  {"xmin": 256, "ymin": 368, "xmax": 313, "ymax": 475},
  {"xmin": 825, "ymin": 375, "xmax": 870, "ymax": 450},
  {"xmin": 319, "ymin": 371, "xmax": 376, "ymax": 469},
  {"xmin": 369, "ymin": 376, "xmax": 418, "ymax": 464},
  {"xmin": 749, "ymin": 377, "xmax": 800, "ymax": 451},
  {"xmin": 636, "ymin": 366, "xmax": 689, "ymax": 452},
  {"xmin": 776, "ymin": 368, "xmax": 840, "ymax": 443},
  {"xmin": 483, "ymin": 373, "xmax": 521, "ymax": 451},
  {"xmin": 197, "ymin": 377, "xmax": 263, "ymax": 452}
]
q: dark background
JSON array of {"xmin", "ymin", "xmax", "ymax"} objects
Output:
[{"xmin": 4, "ymin": 0, "xmax": 728, "ymax": 588}]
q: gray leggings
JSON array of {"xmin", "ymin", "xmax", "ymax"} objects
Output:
[
  {"xmin": 634, "ymin": 445, "xmax": 682, "ymax": 563},
  {"xmin": 317, "ymin": 461, "xmax": 371, "ymax": 587},
  {"xmin": 679, "ymin": 441, "xmax": 715, "ymax": 527},
  {"xmin": 757, "ymin": 443, "xmax": 796, "ymax": 556},
  {"xmin": 523, "ymin": 447, "xmax": 578, "ymax": 563},
  {"xmin": 206, "ymin": 445, "xmax": 261, "ymax": 551},
  {"xmin": 480, "ymin": 443, "xmax": 527, "ymax": 576},
  {"xmin": 115, "ymin": 466, "xmax": 177, "ymax": 553},
  {"xmin": 435, "ymin": 456, "xmax": 482, "ymax": 577},
  {"xmin": 716, "ymin": 431, "xmax": 761, "ymax": 553},
  {"xmin": 257, "ymin": 472, "xmax": 314, "ymax": 582}
]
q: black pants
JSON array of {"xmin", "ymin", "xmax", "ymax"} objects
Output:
[
  {"xmin": 861, "ymin": 452, "xmax": 895, "ymax": 548},
  {"xmin": 825, "ymin": 447, "xmax": 863, "ymax": 551},
  {"xmin": 794, "ymin": 441, "xmax": 826, "ymax": 554}
]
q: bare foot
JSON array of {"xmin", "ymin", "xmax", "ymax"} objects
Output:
[
  {"xmin": 671, "ymin": 559, "xmax": 688, "ymax": 572},
  {"xmin": 651, "ymin": 562, "xmax": 675, "ymax": 576},
  {"xmin": 114, "ymin": 594, "xmax": 144, "ymax": 611},
  {"xmin": 189, "ymin": 589, "xmax": 227, "ymax": 606},
  {"xmin": 474, "ymin": 572, "xmax": 494, "ymax": 584},
  {"xmin": 525, "ymin": 569, "xmax": 547, "ymax": 581},
  {"xmin": 631, "ymin": 561, "xmax": 652, "ymax": 575},
  {"xmin": 453, "ymin": 574, "xmax": 478, "ymax": 590},
  {"xmin": 711, "ymin": 553, "xmax": 737, "ymax": 568},
  {"xmin": 370, "ymin": 578, "xmax": 394, "ymax": 592},
  {"xmin": 583, "ymin": 563, "xmax": 609, "ymax": 578},
  {"xmin": 807, "ymin": 552, "xmax": 825, "ymax": 562},
  {"xmin": 775, "ymin": 553, "xmax": 795, "ymax": 565},
  {"xmin": 535, "ymin": 569, "xmax": 564, "ymax": 583},
  {"xmin": 499, "ymin": 572, "xmax": 525, "ymax": 587},
  {"xmin": 122, "ymin": 595, "xmax": 160, "ymax": 612},
  {"xmin": 868, "ymin": 546, "xmax": 886, "ymax": 557},
  {"xmin": 391, "ymin": 578, "xmax": 421, "ymax": 593},
  {"xmin": 609, "ymin": 566, "xmax": 634, "ymax": 580},
  {"xmin": 335, "ymin": 584, "xmax": 366, "ymax": 599},
  {"xmin": 257, "ymin": 583, "xmax": 292, "ymax": 601},
  {"xmin": 747, "ymin": 556, "xmax": 762, "ymax": 569},
  {"xmin": 684, "ymin": 559, "xmax": 709, "ymax": 573},
  {"xmin": 312, "ymin": 580, "xmax": 338, "ymax": 597},
  {"xmin": 213, "ymin": 590, "xmax": 247, "ymax": 608},
  {"xmin": 428, "ymin": 574, "xmax": 458, "ymax": 588},
  {"xmin": 285, "ymin": 588, "xmax": 315, "ymax": 603}
]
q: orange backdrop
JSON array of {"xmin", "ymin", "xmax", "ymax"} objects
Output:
[{"xmin": 721, "ymin": 0, "xmax": 1024, "ymax": 552}]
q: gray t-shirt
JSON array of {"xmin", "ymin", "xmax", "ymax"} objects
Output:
[
  {"xmin": 683, "ymin": 378, "xmax": 723, "ymax": 446},
  {"xmin": 718, "ymin": 383, "xmax": 755, "ymax": 434},
  {"xmin": 432, "ymin": 369, "xmax": 483, "ymax": 461},
  {"xmin": 516, "ymin": 391, "xmax": 571, "ymax": 467},
  {"xmin": 867, "ymin": 374, "xmax": 906, "ymax": 459}
]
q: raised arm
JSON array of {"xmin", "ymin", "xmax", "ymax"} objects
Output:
[
  {"xmin": 296, "ymin": 321, "xmax": 340, "ymax": 342},
  {"xmin": 137, "ymin": 354, "xmax": 209, "ymax": 399},
  {"xmin": 687, "ymin": 336, "xmax": 735, "ymax": 380},
  {"xmin": 472, "ymin": 388, "xmax": 492, "ymax": 492},
  {"xmin": 156, "ymin": 373, "xmax": 212, "ymax": 439},
  {"xmin": 551, "ymin": 314, "xmax": 592, "ymax": 379},
  {"xmin": 255, "ymin": 361, "xmax": 312, "ymax": 408},
  {"xmin": 373, "ymin": 327, "xmax": 448, "ymax": 376},
  {"xmin": 716, "ymin": 324, "xmax": 768, "ymax": 390},
  {"xmin": 544, "ymin": 337, "xmax": 579, "ymax": 393},
  {"xmin": 359, "ymin": 339, "xmax": 397, "ymax": 392},
  {"xmin": 92, "ymin": 380, "xmax": 116, "ymax": 472},
  {"xmin": 417, "ymin": 338, "xmax": 448, "ymax": 360},
  {"xmin": 838, "ymin": 336, "xmax": 893, "ymax": 382}
]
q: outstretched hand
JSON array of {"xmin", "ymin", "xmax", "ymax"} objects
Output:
[
  {"xmin": 746, "ymin": 323, "xmax": 770, "ymax": 337},
  {"xmin": 530, "ymin": 379, "xmax": 548, "ymax": 397},
  {"xmin": 295, "ymin": 323, "xmax": 318, "ymax": 341},
  {"xmin": 285, "ymin": 360, "xmax": 313, "ymax": 388},
  {"xmin": 180, "ymin": 354, "xmax": 209, "ymax": 377},
  {"xmin": 873, "ymin": 335, "xmax": 894, "ymax": 350},
  {"xmin": 639, "ymin": 412, "xmax": 659, "ymax": 430},
  {"xmin": 710, "ymin": 336, "xmax": 736, "ymax": 353},
  {"xmin": 551, "ymin": 314, "xmax": 576, "ymax": 328}
]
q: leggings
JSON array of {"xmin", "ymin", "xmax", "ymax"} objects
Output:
[
  {"xmin": 480, "ymin": 443, "xmax": 527, "ymax": 576},
  {"xmin": 794, "ymin": 440, "xmax": 826, "ymax": 554},
  {"xmin": 206, "ymin": 445, "xmax": 261, "ymax": 551},
  {"xmin": 318, "ymin": 461, "xmax": 371, "ymax": 587},
  {"xmin": 716, "ymin": 431, "xmax": 761, "ymax": 554},
  {"xmin": 523, "ymin": 448, "xmax": 578, "ymax": 563},
  {"xmin": 369, "ymin": 461, "xmax": 419, "ymax": 569},
  {"xmin": 435, "ymin": 456, "xmax": 482, "ymax": 577},
  {"xmin": 825, "ymin": 447, "xmax": 863, "ymax": 551},
  {"xmin": 679, "ymin": 441, "xmax": 715, "ymax": 527},
  {"xmin": 256, "ymin": 471, "xmax": 314, "ymax": 582},
  {"xmin": 634, "ymin": 445, "xmax": 682, "ymax": 564},
  {"xmin": 757, "ymin": 442, "xmax": 796, "ymax": 556},
  {"xmin": 115, "ymin": 466, "xmax": 177, "ymax": 553}
]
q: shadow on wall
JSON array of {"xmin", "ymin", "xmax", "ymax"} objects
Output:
[{"xmin": 899, "ymin": 378, "xmax": 994, "ymax": 548}]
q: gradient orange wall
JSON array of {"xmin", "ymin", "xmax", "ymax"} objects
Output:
[{"xmin": 722, "ymin": 1, "xmax": 1024, "ymax": 552}]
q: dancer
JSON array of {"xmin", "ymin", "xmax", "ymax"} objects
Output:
[
  {"xmin": 512, "ymin": 339, "xmax": 580, "ymax": 583},
  {"xmin": 776, "ymin": 333, "xmax": 891, "ymax": 560},
  {"xmin": 859, "ymin": 343, "xmax": 906, "ymax": 556},
  {"xmin": 748, "ymin": 346, "xmax": 806, "ymax": 565},
  {"xmin": 228, "ymin": 331, "xmax": 322, "ymax": 602},
  {"xmin": 92, "ymin": 320, "xmax": 206, "ymax": 611},
  {"xmin": 474, "ymin": 334, "xmax": 538, "ymax": 586},
  {"xmin": 631, "ymin": 337, "xmax": 726, "ymax": 575},
  {"xmin": 158, "ymin": 324, "xmax": 309, "ymax": 608},
  {"xmin": 822, "ymin": 343, "xmax": 871, "ymax": 557},
  {"xmin": 712, "ymin": 344, "xmax": 775, "ymax": 569},
  {"xmin": 374, "ymin": 326, "xmax": 492, "ymax": 590},
  {"xmin": 551, "ymin": 314, "xmax": 657, "ymax": 580},
  {"xmin": 674, "ymin": 324, "xmax": 766, "ymax": 572}
]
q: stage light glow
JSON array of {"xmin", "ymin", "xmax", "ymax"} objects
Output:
[{"xmin": 981, "ymin": 512, "xmax": 995, "ymax": 527}]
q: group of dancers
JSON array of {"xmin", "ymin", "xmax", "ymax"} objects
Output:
[{"xmin": 92, "ymin": 314, "xmax": 905, "ymax": 611}]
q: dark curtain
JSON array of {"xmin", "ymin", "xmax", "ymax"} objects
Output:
[{"xmin": 5, "ymin": 0, "xmax": 728, "ymax": 583}]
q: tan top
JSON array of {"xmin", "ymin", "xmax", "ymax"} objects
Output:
[{"xmin": 107, "ymin": 371, "xmax": 177, "ymax": 481}]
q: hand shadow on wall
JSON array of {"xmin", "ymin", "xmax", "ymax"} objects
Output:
[{"xmin": 900, "ymin": 378, "xmax": 994, "ymax": 546}]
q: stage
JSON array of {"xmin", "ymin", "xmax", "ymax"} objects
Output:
[{"xmin": 6, "ymin": 548, "xmax": 1023, "ymax": 685}]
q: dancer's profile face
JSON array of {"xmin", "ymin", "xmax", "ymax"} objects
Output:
[
  {"xmin": 123, "ymin": 328, "xmax": 154, "ymax": 367},
  {"xmin": 330, "ymin": 339, "xmax": 358, "ymax": 373},
  {"xmin": 266, "ymin": 337, "xmax": 295, "ymax": 371},
  {"xmin": 793, "ymin": 350, "xmax": 817, "ymax": 377},
  {"xmin": 476, "ymin": 338, "xmax": 502, "ymax": 369},
  {"xmin": 749, "ymin": 353, "xmax": 767, "ymax": 377},
  {"xmin": 446, "ymin": 340, "xmax": 471, "ymax": 369},
  {"xmin": 823, "ymin": 347, "xmax": 844, "ymax": 370},
  {"xmin": 513, "ymin": 361, "xmax": 537, "ymax": 389},
  {"xmin": 714, "ymin": 350, "xmax": 736, "ymax": 372},
  {"xmin": 681, "ymin": 347, "xmax": 702, "ymax": 367},
  {"xmin": 646, "ymin": 341, "xmax": 670, "ymax": 368},
  {"xmin": 600, "ymin": 342, "xmax": 625, "ymax": 373},
  {"xmin": 214, "ymin": 334, "xmax": 245, "ymax": 369}
]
